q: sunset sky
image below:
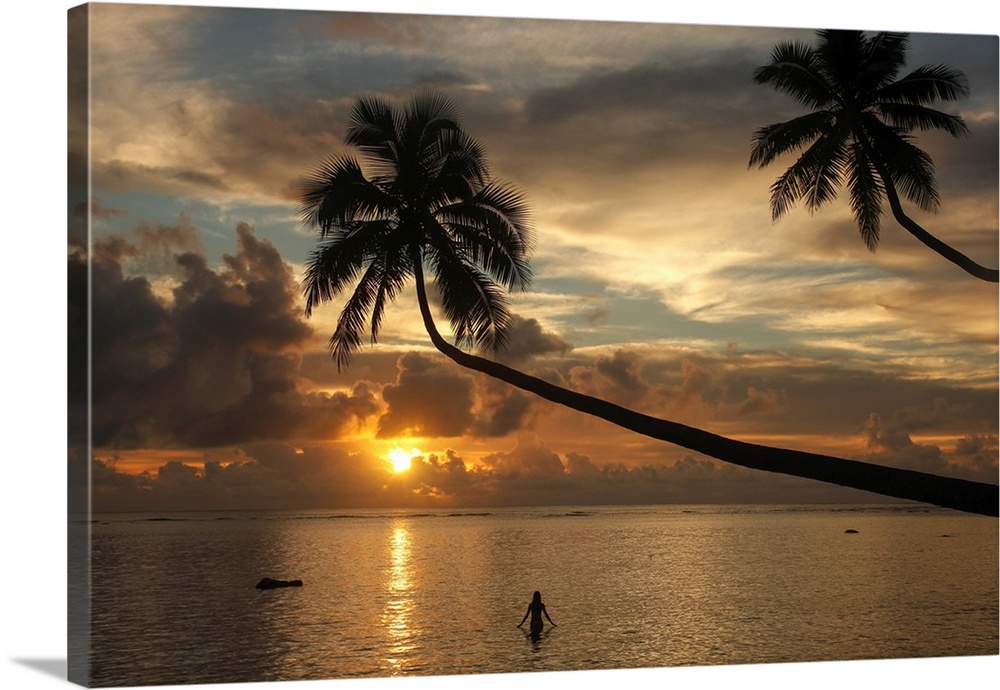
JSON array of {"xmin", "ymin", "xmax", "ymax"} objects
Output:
[{"xmin": 67, "ymin": 1, "xmax": 999, "ymax": 512}]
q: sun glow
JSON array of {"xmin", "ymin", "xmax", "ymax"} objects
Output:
[{"xmin": 387, "ymin": 447, "xmax": 421, "ymax": 473}]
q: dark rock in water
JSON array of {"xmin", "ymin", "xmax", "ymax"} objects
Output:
[
  {"xmin": 844, "ymin": 529, "xmax": 859, "ymax": 534},
  {"xmin": 256, "ymin": 577, "xmax": 303, "ymax": 590}
]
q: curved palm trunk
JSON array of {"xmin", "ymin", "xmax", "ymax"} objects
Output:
[
  {"xmin": 881, "ymin": 179, "xmax": 999, "ymax": 282},
  {"xmin": 862, "ymin": 147, "xmax": 1000, "ymax": 282},
  {"xmin": 411, "ymin": 261, "xmax": 997, "ymax": 517}
]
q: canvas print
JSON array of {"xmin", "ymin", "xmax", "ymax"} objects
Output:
[{"xmin": 67, "ymin": 2, "xmax": 999, "ymax": 687}]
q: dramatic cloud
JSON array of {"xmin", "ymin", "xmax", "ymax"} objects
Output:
[
  {"xmin": 86, "ymin": 433, "xmax": 882, "ymax": 513},
  {"xmin": 377, "ymin": 352, "xmax": 534, "ymax": 439},
  {"xmin": 861, "ymin": 396, "xmax": 999, "ymax": 483},
  {"xmin": 521, "ymin": 51, "xmax": 778, "ymax": 170},
  {"xmin": 72, "ymin": 212, "xmax": 997, "ymax": 508},
  {"xmin": 482, "ymin": 436, "xmax": 566, "ymax": 477},
  {"xmin": 70, "ymin": 5, "xmax": 997, "ymax": 511},
  {"xmin": 496, "ymin": 315, "xmax": 572, "ymax": 363},
  {"xmin": 377, "ymin": 353, "xmax": 478, "ymax": 438},
  {"xmin": 77, "ymin": 222, "xmax": 381, "ymax": 450},
  {"xmin": 569, "ymin": 349, "xmax": 652, "ymax": 406}
]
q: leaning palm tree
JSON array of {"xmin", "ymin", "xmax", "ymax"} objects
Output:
[
  {"xmin": 301, "ymin": 92, "xmax": 997, "ymax": 517},
  {"xmin": 750, "ymin": 29, "xmax": 998, "ymax": 282}
]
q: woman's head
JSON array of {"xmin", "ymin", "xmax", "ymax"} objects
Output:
[{"xmin": 532, "ymin": 591, "xmax": 541, "ymax": 604}]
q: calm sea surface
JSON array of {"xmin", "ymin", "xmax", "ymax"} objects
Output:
[{"xmin": 81, "ymin": 504, "xmax": 998, "ymax": 686}]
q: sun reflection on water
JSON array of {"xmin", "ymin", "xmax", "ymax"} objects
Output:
[{"xmin": 382, "ymin": 520, "xmax": 417, "ymax": 674}]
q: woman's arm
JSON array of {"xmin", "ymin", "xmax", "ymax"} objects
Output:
[
  {"xmin": 543, "ymin": 605, "xmax": 556, "ymax": 626},
  {"xmin": 517, "ymin": 606, "xmax": 530, "ymax": 627}
]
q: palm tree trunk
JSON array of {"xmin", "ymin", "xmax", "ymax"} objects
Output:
[
  {"xmin": 411, "ymin": 259, "xmax": 997, "ymax": 517},
  {"xmin": 883, "ymin": 180, "xmax": 998, "ymax": 282},
  {"xmin": 868, "ymin": 152, "xmax": 999, "ymax": 282}
]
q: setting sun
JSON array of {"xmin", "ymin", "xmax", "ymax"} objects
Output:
[{"xmin": 387, "ymin": 447, "xmax": 421, "ymax": 473}]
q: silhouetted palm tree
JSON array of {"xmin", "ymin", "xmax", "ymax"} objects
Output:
[
  {"xmin": 300, "ymin": 93, "xmax": 532, "ymax": 370},
  {"xmin": 750, "ymin": 29, "xmax": 998, "ymax": 282},
  {"xmin": 301, "ymin": 93, "xmax": 997, "ymax": 516}
]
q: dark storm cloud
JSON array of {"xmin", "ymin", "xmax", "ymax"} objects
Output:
[
  {"xmin": 378, "ymin": 352, "xmax": 477, "ymax": 438},
  {"xmin": 472, "ymin": 380, "xmax": 535, "ymax": 437},
  {"xmin": 78, "ymin": 221, "xmax": 381, "ymax": 449},
  {"xmin": 376, "ymin": 352, "xmax": 534, "ymax": 438},
  {"xmin": 865, "ymin": 398, "xmax": 997, "ymax": 483},
  {"xmin": 524, "ymin": 53, "xmax": 763, "ymax": 127},
  {"xmin": 301, "ymin": 349, "xmax": 403, "ymax": 388},
  {"xmin": 435, "ymin": 439, "xmax": 877, "ymax": 506},
  {"xmin": 569, "ymin": 349, "xmax": 652, "ymax": 406},
  {"xmin": 496, "ymin": 315, "xmax": 572, "ymax": 363},
  {"xmin": 863, "ymin": 409, "xmax": 998, "ymax": 484},
  {"xmin": 499, "ymin": 51, "xmax": 793, "ymax": 181},
  {"xmin": 537, "ymin": 345, "xmax": 997, "ymax": 445},
  {"xmin": 404, "ymin": 450, "xmax": 484, "ymax": 499},
  {"xmin": 482, "ymin": 437, "xmax": 565, "ymax": 477}
]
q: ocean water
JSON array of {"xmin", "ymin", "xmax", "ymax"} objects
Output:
[{"xmin": 81, "ymin": 504, "xmax": 998, "ymax": 687}]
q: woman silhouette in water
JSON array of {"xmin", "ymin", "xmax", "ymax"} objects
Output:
[{"xmin": 517, "ymin": 591, "xmax": 556, "ymax": 637}]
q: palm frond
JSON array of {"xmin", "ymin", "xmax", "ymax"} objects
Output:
[
  {"xmin": 767, "ymin": 130, "xmax": 849, "ymax": 219},
  {"xmin": 803, "ymin": 134, "xmax": 849, "ymax": 211},
  {"xmin": 434, "ymin": 183, "xmax": 534, "ymax": 291},
  {"xmin": 407, "ymin": 92, "xmax": 461, "ymax": 140},
  {"xmin": 404, "ymin": 93, "xmax": 462, "ymax": 173},
  {"xmin": 878, "ymin": 65, "xmax": 970, "ymax": 104},
  {"xmin": 369, "ymin": 244, "xmax": 412, "ymax": 344},
  {"xmin": 846, "ymin": 141, "xmax": 885, "ymax": 250},
  {"xmin": 298, "ymin": 154, "xmax": 396, "ymax": 234},
  {"xmin": 327, "ymin": 258, "xmax": 387, "ymax": 371},
  {"xmin": 768, "ymin": 165, "xmax": 803, "ymax": 222},
  {"xmin": 876, "ymin": 102, "xmax": 969, "ymax": 137},
  {"xmin": 428, "ymin": 242, "xmax": 512, "ymax": 354},
  {"xmin": 749, "ymin": 110, "xmax": 833, "ymax": 168},
  {"xmin": 302, "ymin": 221, "xmax": 393, "ymax": 315},
  {"xmin": 863, "ymin": 116, "xmax": 940, "ymax": 212},
  {"xmin": 346, "ymin": 95, "xmax": 401, "ymax": 176},
  {"xmin": 886, "ymin": 142, "xmax": 940, "ymax": 212},
  {"xmin": 432, "ymin": 129, "xmax": 490, "ymax": 199},
  {"xmin": 752, "ymin": 40, "xmax": 832, "ymax": 108},
  {"xmin": 856, "ymin": 31, "xmax": 909, "ymax": 92},
  {"xmin": 815, "ymin": 29, "xmax": 869, "ymax": 95}
]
